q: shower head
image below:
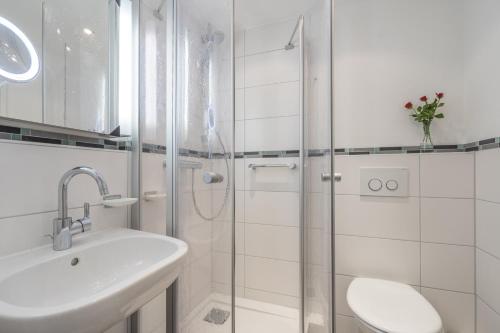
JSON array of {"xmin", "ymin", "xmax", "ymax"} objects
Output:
[
  {"xmin": 202, "ymin": 28, "xmax": 225, "ymax": 46},
  {"xmin": 153, "ymin": 0, "xmax": 166, "ymax": 20}
]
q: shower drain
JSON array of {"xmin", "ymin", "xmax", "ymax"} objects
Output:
[{"xmin": 203, "ymin": 308, "xmax": 230, "ymax": 325}]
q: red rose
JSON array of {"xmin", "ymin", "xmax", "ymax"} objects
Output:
[
  {"xmin": 404, "ymin": 102, "xmax": 413, "ymax": 109},
  {"xmin": 436, "ymin": 92, "xmax": 444, "ymax": 99},
  {"xmin": 420, "ymin": 96, "xmax": 428, "ymax": 102}
]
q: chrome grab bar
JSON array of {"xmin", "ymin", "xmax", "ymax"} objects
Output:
[
  {"xmin": 179, "ymin": 160, "xmax": 202, "ymax": 169},
  {"xmin": 248, "ymin": 163, "xmax": 297, "ymax": 170}
]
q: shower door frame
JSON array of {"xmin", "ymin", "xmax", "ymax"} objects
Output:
[
  {"xmin": 163, "ymin": 0, "xmax": 335, "ymax": 332},
  {"xmin": 164, "ymin": 0, "xmax": 236, "ymax": 332}
]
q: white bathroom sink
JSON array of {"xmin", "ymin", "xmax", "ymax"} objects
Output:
[{"xmin": 0, "ymin": 228, "xmax": 188, "ymax": 333}]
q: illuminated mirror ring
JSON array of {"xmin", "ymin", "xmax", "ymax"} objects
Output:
[{"xmin": 0, "ymin": 16, "xmax": 40, "ymax": 84}]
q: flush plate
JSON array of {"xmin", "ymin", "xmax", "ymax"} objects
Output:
[{"xmin": 360, "ymin": 168, "xmax": 409, "ymax": 197}]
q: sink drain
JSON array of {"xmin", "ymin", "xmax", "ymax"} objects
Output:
[{"xmin": 71, "ymin": 257, "xmax": 80, "ymax": 266}]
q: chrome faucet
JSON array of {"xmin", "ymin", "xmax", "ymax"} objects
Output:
[{"xmin": 53, "ymin": 166, "xmax": 110, "ymax": 251}]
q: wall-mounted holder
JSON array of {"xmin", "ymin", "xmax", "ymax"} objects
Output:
[
  {"xmin": 144, "ymin": 191, "xmax": 167, "ymax": 202},
  {"xmin": 103, "ymin": 194, "xmax": 138, "ymax": 208},
  {"xmin": 179, "ymin": 160, "xmax": 202, "ymax": 169},
  {"xmin": 248, "ymin": 163, "xmax": 297, "ymax": 170}
]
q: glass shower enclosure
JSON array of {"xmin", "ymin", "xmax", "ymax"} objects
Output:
[{"xmin": 164, "ymin": 0, "xmax": 333, "ymax": 332}]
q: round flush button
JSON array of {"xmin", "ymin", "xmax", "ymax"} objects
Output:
[
  {"xmin": 368, "ymin": 178, "xmax": 383, "ymax": 191},
  {"xmin": 386, "ymin": 179, "xmax": 399, "ymax": 191}
]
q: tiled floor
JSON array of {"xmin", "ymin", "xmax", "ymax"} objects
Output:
[{"xmin": 182, "ymin": 294, "xmax": 299, "ymax": 333}]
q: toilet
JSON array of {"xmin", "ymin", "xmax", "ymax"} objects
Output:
[{"xmin": 347, "ymin": 278, "xmax": 443, "ymax": 333}]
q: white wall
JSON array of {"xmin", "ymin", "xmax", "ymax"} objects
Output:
[
  {"xmin": 0, "ymin": 140, "xmax": 131, "ymax": 333},
  {"xmin": 230, "ymin": 20, "xmax": 302, "ymax": 308},
  {"xmin": 334, "ymin": 0, "xmax": 467, "ymax": 148},
  {"xmin": 463, "ymin": 0, "xmax": 500, "ymax": 143},
  {"xmin": 334, "ymin": 152, "xmax": 476, "ymax": 333},
  {"xmin": 475, "ymin": 149, "xmax": 500, "ymax": 332}
]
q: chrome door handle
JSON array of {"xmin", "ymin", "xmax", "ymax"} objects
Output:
[{"xmin": 321, "ymin": 172, "xmax": 342, "ymax": 182}]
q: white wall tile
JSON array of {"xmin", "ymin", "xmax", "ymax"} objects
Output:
[
  {"xmin": 213, "ymin": 221, "xmax": 244, "ymax": 254},
  {"xmin": 213, "ymin": 252, "xmax": 244, "ymax": 287},
  {"xmin": 334, "ymin": 154, "xmax": 419, "ymax": 196},
  {"xmin": 476, "ymin": 199, "xmax": 500, "ymax": 258},
  {"xmin": 244, "ymin": 20, "xmax": 296, "ymax": 55},
  {"xmin": 245, "ymin": 49, "xmax": 299, "ymax": 87},
  {"xmin": 307, "ymin": 228, "xmax": 331, "ymax": 266},
  {"xmin": 245, "ymin": 224, "xmax": 299, "ymax": 261},
  {"xmin": 335, "ymin": 194, "xmax": 419, "ymax": 241},
  {"xmin": 245, "ymin": 256, "xmax": 299, "ymax": 296},
  {"xmin": 421, "ymin": 288, "xmax": 475, "ymax": 333},
  {"xmin": 235, "ymin": 30, "xmax": 245, "ymax": 57},
  {"xmin": 421, "ymin": 198, "xmax": 474, "ymax": 246},
  {"xmin": 190, "ymin": 254, "xmax": 212, "ymax": 306},
  {"xmin": 420, "ymin": 153, "xmax": 474, "ymax": 198},
  {"xmin": 335, "ymin": 275, "xmax": 354, "ymax": 317},
  {"xmin": 477, "ymin": 297, "xmax": 500, "ymax": 333},
  {"xmin": 235, "ymin": 159, "xmax": 245, "ymax": 191},
  {"xmin": 184, "ymin": 221, "xmax": 211, "ymax": 263},
  {"xmin": 245, "ymin": 191, "xmax": 299, "ymax": 226},
  {"xmin": 236, "ymin": 57, "xmax": 244, "ymax": 89},
  {"xmin": 335, "ymin": 315, "xmax": 358, "ymax": 333},
  {"xmin": 236, "ymin": 120, "xmax": 245, "ymax": 152},
  {"xmin": 235, "ymin": 89, "xmax": 245, "ymax": 121},
  {"xmin": 244, "ymin": 82, "xmax": 299, "ymax": 120},
  {"xmin": 141, "ymin": 153, "xmax": 167, "ymax": 235},
  {"xmin": 421, "ymin": 243, "xmax": 474, "ymax": 293},
  {"xmin": 0, "ymin": 141, "xmax": 128, "ymax": 219},
  {"xmin": 335, "ymin": 235, "xmax": 420, "ymax": 285},
  {"xmin": 0, "ymin": 205, "xmax": 128, "ymax": 258},
  {"xmin": 476, "ymin": 149, "xmax": 500, "ymax": 203},
  {"xmin": 477, "ymin": 249, "xmax": 500, "ymax": 314},
  {"xmin": 244, "ymin": 116, "xmax": 299, "ymax": 151},
  {"xmin": 245, "ymin": 157, "xmax": 299, "ymax": 192}
]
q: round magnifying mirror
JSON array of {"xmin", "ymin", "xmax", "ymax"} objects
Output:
[{"xmin": 0, "ymin": 16, "xmax": 39, "ymax": 85}]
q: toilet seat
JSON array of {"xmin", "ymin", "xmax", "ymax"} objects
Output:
[{"xmin": 347, "ymin": 278, "xmax": 443, "ymax": 333}]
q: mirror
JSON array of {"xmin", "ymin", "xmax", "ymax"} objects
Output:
[
  {"xmin": 0, "ymin": 16, "xmax": 40, "ymax": 85},
  {"xmin": 0, "ymin": 0, "xmax": 120, "ymax": 135}
]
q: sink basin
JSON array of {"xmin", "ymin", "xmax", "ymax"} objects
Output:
[{"xmin": 0, "ymin": 228, "xmax": 188, "ymax": 333}]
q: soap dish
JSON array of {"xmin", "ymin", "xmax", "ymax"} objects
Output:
[{"xmin": 103, "ymin": 194, "xmax": 138, "ymax": 208}]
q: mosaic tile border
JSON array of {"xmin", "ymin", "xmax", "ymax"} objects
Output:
[
  {"xmin": 0, "ymin": 124, "xmax": 133, "ymax": 151},
  {"xmin": 142, "ymin": 143, "xmax": 166, "ymax": 154},
  {"xmin": 334, "ymin": 138, "xmax": 500, "ymax": 155},
  {"xmin": 0, "ymin": 123, "xmax": 499, "ymax": 156}
]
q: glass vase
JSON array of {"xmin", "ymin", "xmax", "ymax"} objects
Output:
[{"xmin": 421, "ymin": 123, "xmax": 433, "ymax": 149}]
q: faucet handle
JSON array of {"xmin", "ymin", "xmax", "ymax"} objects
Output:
[
  {"xmin": 83, "ymin": 202, "xmax": 90, "ymax": 219},
  {"xmin": 72, "ymin": 203, "xmax": 92, "ymax": 235}
]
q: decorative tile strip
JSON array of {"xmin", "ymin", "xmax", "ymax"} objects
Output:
[
  {"xmin": 0, "ymin": 123, "xmax": 133, "ymax": 151},
  {"xmin": 142, "ymin": 143, "xmax": 166, "ymax": 154},
  {"xmin": 1, "ymin": 123, "xmax": 499, "ymax": 155}
]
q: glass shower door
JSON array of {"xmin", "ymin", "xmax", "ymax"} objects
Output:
[
  {"xmin": 171, "ymin": 0, "xmax": 234, "ymax": 332},
  {"xmin": 303, "ymin": 1, "xmax": 333, "ymax": 332}
]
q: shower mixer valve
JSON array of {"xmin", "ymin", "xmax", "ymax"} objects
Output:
[{"xmin": 203, "ymin": 171, "xmax": 224, "ymax": 184}]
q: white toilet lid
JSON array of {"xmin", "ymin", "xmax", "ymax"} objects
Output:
[{"xmin": 347, "ymin": 278, "xmax": 442, "ymax": 333}]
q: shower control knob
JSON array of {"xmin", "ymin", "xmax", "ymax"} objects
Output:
[
  {"xmin": 203, "ymin": 172, "xmax": 224, "ymax": 184},
  {"xmin": 386, "ymin": 179, "xmax": 399, "ymax": 191},
  {"xmin": 368, "ymin": 178, "xmax": 383, "ymax": 192}
]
